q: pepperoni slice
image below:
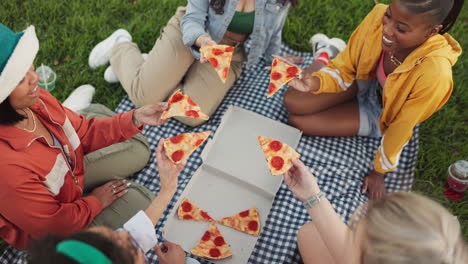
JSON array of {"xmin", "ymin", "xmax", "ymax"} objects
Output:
[
  {"xmin": 181, "ymin": 201, "xmax": 192, "ymax": 212},
  {"xmin": 171, "ymin": 150, "xmax": 184, "ymax": 162},
  {"xmin": 239, "ymin": 210, "xmax": 249, "ymax": 217},
  {"xmin": 271, "ymin": 72, "xmax": 282, "ymax": 81},
  {"xmin": 170, "ymin": 134, "xmax": 185, "ymax": 144},
  {"xmin": 187, "ymin": 97, "xmax": 197, "ymax": 106},
  {"xmin": 201, "ymin": 231, "xmax": 211, "ymax": 241},
  {"xmin": 214, "ymin": 236, "xmax": 225, "ymax": 246},
  {"xmin": 183, "ymin": 214, "xmax": 193, "ymax": 220},
  {"xmin": 170, "ymin": 93, "xmax": 184, "ymax": 103},
  {"xmin": 248, "ymin": 220, "xmax": 258, "ymax": 231},
  {"xmin": 222, "ymin": 67, "xmax": 229, "ymax": 80},
  {"xmin": 270, "ymin": 156, "xmax": 284, "ymax": 170},
  {"xmin": 268, "ymin": 83, "xmax": 276, "ymax": 94},
  {"xmin": 225, "ymin": 46, "xmax": 234, "ymax": 52},
  {"xmin": 185, "ymin": 110, "xmax": 200, "ymax": 118},
  {"xmin": 201, "ymin": 211, "xmax": 211, "ymax": 220},
  {"xmin": 209, "ymin": 57, "xmax": 219, "ymax": 68},
  {"xmin": 286, "ymin": 66, "xmax": 299, "ymax": 76},
  {"xmin": 269, "ymin": 140, "xmax": 282, "ymax": 151},
  {"xmin": 272, "ymin": 59, "xmax": 278, "ymax": 67},
  {"xmin": 212, "ymin": 48, "xmax": 224, "ymax": 56},
  {"xmin": 195, "ymin": 138, "xmax": 205, "ymax": 147},
  {"xmin": 209, "ymin": 248, "xmax": 221, "ymax": 258}
]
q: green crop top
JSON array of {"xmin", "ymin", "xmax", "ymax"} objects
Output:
[{"xmin": 227, "ymin": 11, "xmax": 255, "ymax": 34}]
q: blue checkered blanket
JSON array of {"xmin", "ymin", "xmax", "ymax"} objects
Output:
[{"xmin": 0, "ymin": 45, "xmax": 418, "ymax": 264}]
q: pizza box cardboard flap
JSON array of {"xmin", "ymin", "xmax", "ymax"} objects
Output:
[{"xmin": 163, "ymin": 106, "xmax": 302, "ymax": 264}]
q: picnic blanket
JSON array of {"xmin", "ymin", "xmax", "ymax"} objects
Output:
[{"xmin": 0, "ymin": 44, "xmax": 418, "ymax": 264}]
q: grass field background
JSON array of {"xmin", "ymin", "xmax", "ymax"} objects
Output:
[{"xmin": 0, "ymin": 0, "xmax": 466, "ymax": 252}]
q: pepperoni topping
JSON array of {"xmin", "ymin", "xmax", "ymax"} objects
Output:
[
  {"xmin": 201, "ymin": 211, "xmax": 211, "ymax": 220},
  {"xmin": 239, "ymin": 210, "xmax": 250, "ymax": 217},
  {"xmin": 201, "ymin": 231, "xmax": 211, "ymax": 241},
  {"xmin": 272, "ymin": 59, "xmax": 278, "ymax": 67},
  {"xmin": 248, "ymin": 220, "xmax": 258, "ymax": 231},
  {"xmin": 225, "ymin": 46, "xmax": 234, "ymax": 52},
  {"xmin": 270, "ymin": 156, "xmax": 284, "ymax": 170},
  {"xmin": 183, "ymin": 214, "xmax": 193, "ymax": 220},
  {"xmin": 222, "ymin": 67, "xmax": 229, "ymax": 80},
  {"xmin": 209, "ymin": 248, "xmax": 221, "ymax": 258},
  {"xmin": 214, "ymin": 236, "xmax": 225, "ymax": 246},
  {"xmin": 208, "ymin": 57, "xmax": 219, "ymax": 68},
  {"xmin": 286, "ymin": 66, "xmax": 299, "ymax": 77},
  {"xmin": 195, "ymin": 138, "xmax": 205, "ymax": 147},
  {"xmin": 171, "ymin": 150, "xmax": 184, "ymax": 162},
  {"xmin": 181, "ymin": 201, "xmax": 192, "ymax": 212},
  {"xmin": 185, "ymin": 110, "xmax": 200, "ymax": 118},
  {"xmin": 170, "ymin": 134, "xmax": 185, "ymax": 144},
  {"xmin": 269, "ymin": 140, "xmax": 282, "ymax": 151},
  {"xmin": 187, "ymin": 97, "xmax": 197, "ymax": 106},
  {"xmin": 271, "ymin": 72, "xmax": 282, "ymax": 81},
  {"xmin": 212, "ymin": 48, "xmax": 224, "ymax": 56},
  {"xmin": 170, "ymin": 93, "xmax": 184, "ymax": 103},
  {"xmin": 268, "ymin": 83, "xmax": 276, "ymax": 94}
]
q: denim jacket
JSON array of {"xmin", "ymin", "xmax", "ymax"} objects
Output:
[{"xmin": 181, "ymin": 0, "xmax": 291, "ymax": 67}]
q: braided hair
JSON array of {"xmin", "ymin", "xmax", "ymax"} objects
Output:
[
  {"xmin": 399, "ymin": 0, "xmax": 464, "ymax": 34},
  {"xmin": 209, "ymin": 0, "xmax": 299, "ymax": 15}
]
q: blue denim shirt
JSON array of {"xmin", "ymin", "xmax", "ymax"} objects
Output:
[{"xmin": 181, "ymin": 0, "xmax": 291, "ymax": 67}]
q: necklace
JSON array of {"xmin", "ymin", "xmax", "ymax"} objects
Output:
[
  {"xmin": 389, "ymin": 51, "xmax": 403, "ymax": 66},
  {"xmin": 20, "ymin": 108, "xmax": 37, "ymax": 133}
]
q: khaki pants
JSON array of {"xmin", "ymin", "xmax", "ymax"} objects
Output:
[
  {"xmin": 110, "ymin": 6, "xmax": 246, "ymax": 127},
  {"xmin": 79, "ymin": 104, "xmax": 155, "ymax": 229}
]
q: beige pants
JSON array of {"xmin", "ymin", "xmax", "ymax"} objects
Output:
[
  {"xmin": 79, "ymin": 104, "xmax": 155, "ymax": 229},
  {"xmin": 110, "ymin": 6, "xmax": 246, "ymax": 127}
]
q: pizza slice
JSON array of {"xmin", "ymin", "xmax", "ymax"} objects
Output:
[
  {"xmin": 257, "ymin": 135, "xmax": 300, "ymax": 175},
  {"xmin": 163, "ymin": 131, "xmax": 211, "ymax": 164},
  {"xmin": 161, "ymin": 89, "xmax": 209, "ymax": 120},
  {"xmin": 267, "ymin": 56, "xmax": 302, "ymax": 97},
  {"xmin": 177, "ymin": 198, "xmax": 214, "ymax": 222},
  {"xmin": 191, "ymin": 222, "xmax": 233, "ymax": 260},
  {"xmin": 218, "ymin": 207, "xmax": 260, "ymax": 236},
  {"xmin": 200, "ymin": 44, "xmax": 235, "ymax": 83}
]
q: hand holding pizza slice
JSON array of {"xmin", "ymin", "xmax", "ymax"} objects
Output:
[
  {"xmin": 191, "ymin": 222, "xmax": 233, "ymax": 259},
  {"xmin": 200, "ymin": 44, "xmax": 235, "ymax": 83},
  {"xmin": 161, "ymin": 89, "xmax": 209, "ymax": 120},
  {"xmin": 163, "ymin": 131, "xmax": 211, "ymax": 164},
  {"xmin": 257, "ymin": 135, "xmax": 300, "ymax": 175},
  {"xmin": 218, "ymin": 207, "xmax": 260, "ymax": 236},
  {"xmin": 177, "ymin": 198, "xmax": 214, "ymax": 222},
  {"xmin": 267, "ymin": 56, "xmax": 302, "ymax": 97}
]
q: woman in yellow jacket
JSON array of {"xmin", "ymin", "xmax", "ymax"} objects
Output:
[{"xmin": 284, "ymin": 0, "xmax": 463, "ymax": 200}]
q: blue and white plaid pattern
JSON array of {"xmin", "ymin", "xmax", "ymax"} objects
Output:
[{"xmin": 0, "ymin": 45, "xmax": 418, "ymax": 264}]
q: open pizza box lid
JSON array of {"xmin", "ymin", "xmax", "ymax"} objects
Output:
[{"xmin": 163, "ymin": 106, "xmax": 302, "ymax": 264}]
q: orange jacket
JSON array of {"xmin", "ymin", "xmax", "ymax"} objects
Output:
[{"xmin": 0, "ymin": 89, "xmax": 142, "ymax": 249}]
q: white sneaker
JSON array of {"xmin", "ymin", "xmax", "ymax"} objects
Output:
[
  {"xmin": 62, "ymin": 84, "xmax": 95, "ymax": 112},
  {"xmin": 89, "ymin": 29, "xmax": 132, "ymax": 69},
  {"xmin": 104, "ymin": 53, "xmax": 148, "ymax": 83},
  {"xmin": 309, "ymin": 33, "xmax": 347, "ymax": 60}
]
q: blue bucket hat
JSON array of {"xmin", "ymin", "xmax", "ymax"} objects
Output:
[{"xmin": 0, "ymin": 24, "xmax": 39, "ymax": 103}]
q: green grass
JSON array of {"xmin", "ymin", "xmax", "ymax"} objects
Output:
[{"xmin": 0, "ymin": 0, "xmax": 466, "ymax": 251}]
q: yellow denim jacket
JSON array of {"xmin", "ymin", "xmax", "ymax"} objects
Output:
[{"xmin": 312, "ymin": 4, "xmax": 462, "ymax": 173}]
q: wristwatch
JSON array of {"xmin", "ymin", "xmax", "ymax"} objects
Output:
[{"xmin": 302, "ymin": 191, "xmax": 326, "ymax": 209}]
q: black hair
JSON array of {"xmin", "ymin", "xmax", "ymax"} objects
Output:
[
  {"xmin": 0, "ymin": 97, "xmax": 25, "ymax": 125},
  {"xmin": 27, "ymin": 231, "xmax": 134, "ymax": 264},
  {"xmin": 399, "ymin": 0, "xmax": 465, "ymax": 34},
  {"xmin": 210, "ymin": 0, "xmax": 299, "ymax": 15}
]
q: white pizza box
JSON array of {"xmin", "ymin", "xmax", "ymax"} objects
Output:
[{"xmin": 163, "ymin": 106, "xmax": 302, "ymax": 264}]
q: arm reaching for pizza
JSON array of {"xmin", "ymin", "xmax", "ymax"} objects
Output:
[
  {"xmin": 287, "ymin": 72, "xmax": 321, "ymax": 93},
  {"xmin": 144, "ymin": 139, "xmax": 185, "ymax": 226},
  {"xmin": 132, "ymin": 102, "xmax": 169, "ymax": 127},
  {"xmin": 195, "ymin": 35, "xmax": 217, "ymax": 63}
]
